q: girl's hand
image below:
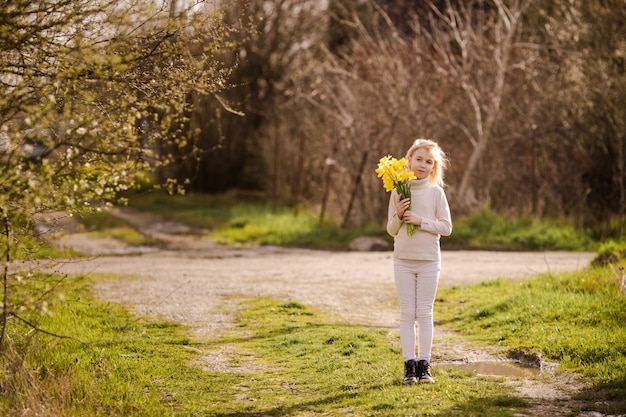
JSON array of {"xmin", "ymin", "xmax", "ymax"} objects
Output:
[
  {"xmin": 403, "ymin": 210, "xmax": 422, "ymax": 227},
  {"xmin": 394, "ymin": 194, "xmax": 411, "ymax": 218}
]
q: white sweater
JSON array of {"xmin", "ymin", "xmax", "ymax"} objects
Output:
[{"xmin": 386, "ymin": 177, "xmax": 452, "ymax": 261}]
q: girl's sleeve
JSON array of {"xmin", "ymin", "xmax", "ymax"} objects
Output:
[
  {"xmin": 419, "ymin": 189, "xmax": 452, "ymax": 236},
  {"xmin": 386, "ymin": 190, "xmax": 403, "ymax": 237}
]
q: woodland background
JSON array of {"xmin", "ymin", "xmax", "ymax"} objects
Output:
[
  {"xmin": 168, "ymin": 0, "xmax": 626, "ymax": 231},
  {"xmin": 1, "ymin": 0, "xmax": 625, "ymax": 233}
]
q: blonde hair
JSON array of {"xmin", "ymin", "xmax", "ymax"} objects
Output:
[{"xmin": 405, "ymin": 139, "xmax": 449, "ymax": 187}]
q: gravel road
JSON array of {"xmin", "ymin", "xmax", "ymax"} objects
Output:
[{"xmin": 49, "ymin": 247, "xmax": 594, "ymax": 336}]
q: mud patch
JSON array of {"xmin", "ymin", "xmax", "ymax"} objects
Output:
[{"xmin": 442, "ymin": 360, "xmax": 542, "ymax": 378}]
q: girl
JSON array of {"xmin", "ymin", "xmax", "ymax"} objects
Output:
[{"xmin": 386, "ymin": 139, "xmax": 452, "ymax": 384}]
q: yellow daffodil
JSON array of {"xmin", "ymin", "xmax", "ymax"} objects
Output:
[{"xmin": 376, "ymin": 155, "xmax": 417, "ymax": 236}]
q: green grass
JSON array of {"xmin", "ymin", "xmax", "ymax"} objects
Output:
[
  {"xmin": 436, "ymin": 262, "xmax": 626, "ymax": 415},
  {"xmin": 443, "ymin": 209, "xmax": 596, "ymax": 251},
  {"xmin": 6, "ymin": 193, "xmax": 625, "ymax": 413},
  {"xmin": 210, "ymin": 207, "xmax": 383, "ymax": 249},
  {"xmin": 0, "ymin": 274, "xmax": 530, "ymax": 416},
  {"xmin": 122, "ymin": 192, "xmax": 621, "ymax": 251},
  {"xmin": 78, "ymin": 211, "xmax": 156, "ymax": 246},
  {"xmin": 4, "ymin": 191, "xmax": 624, "ymax": 262},
  {"xmin": 206, "ymin": 298, "xmax": 529, "ymax": 416},
  {"xmin": 1, "ymin": 273, "xmax": 213, "ymax": 415},
  {"xmin": 124, "ymin": 191, "xmax": 235, "ymax": 230},
  {"xmin": 1, "ymin": 210, "xmax": 151, "ymax": 261},
  {"xmin": 3, "ymin": 261, "xmax": 626, "ymax": 416},
  {"xmin": 125, "ymin": 191, "xmax": 386, "ymax": 250},
  {"xmin": 592, "ymin": 240, "xmax": 626, "ymax": 267},
  {"xmin": 0, "ymin": 232, "xmax": 83, "ymax": 260}
]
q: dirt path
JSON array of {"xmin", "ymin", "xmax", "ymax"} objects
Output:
[{"xmin": 44, "ymin": 209, "xmax": 595, "ymax": 415}]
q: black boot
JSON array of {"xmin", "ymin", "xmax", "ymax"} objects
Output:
[
  {"xmin": 417, "ymin": 360, "xmax": 434, "ymax": 383},
  {"xmin": 403, "ymin": 359, "xmax": 417, "ymax": 384}
]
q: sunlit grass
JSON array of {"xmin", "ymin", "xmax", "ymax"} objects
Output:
[
  {"xmin": 4, "ymin": 191, "xmax": 622, "ymax": 262},
  {"xmin": 204, "ymin": 297, "xmax": 529, "ymax": 416},
  {"xmin": 125, "ymin": 191, "xmax": 386, "ymax": 250},
  {"xmin": 4, "ymin": 260, "xmax": 626, "ymax": 415},
  {"xmin": 0, "ymin": 274, "xmax": 530, "ymax": 416},
  {"xmin": 443, "ymin": 209, "xmax": 596, "ymax": 251},
  {"xmin": 123, "ymin": 191, "xmax": 232, "ymax": 230},
  {"xmin": 436, "ymin": 261, "xmax": 626, "ymax": 415},
  {"xmin": 1, "ymin": 273, "xmax": 221, "ymax": 415},
  {"xmin": 0, "ymin": 233, "xmax": 83, "ymax": 260},
  {"xmin": 79, "ymin": 211, "xmax": 156, "ymax": 246},
  {"xmin": 84, "ymin": 225, "xmax": 152, "ymax": 246},
  {"xmin": 121, "ymin": 191, "xmax": 620, "ymax": 251},
  {"xmin": 210, "ymin": 207, "xmax": 383, "ymax": 249}
]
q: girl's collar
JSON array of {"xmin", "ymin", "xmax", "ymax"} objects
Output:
[{"xmin": 409, "ymin": 177, "xmax": 430, "ymax": 188}]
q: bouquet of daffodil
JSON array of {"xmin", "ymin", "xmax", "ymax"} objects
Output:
[{"xmin": 375, "ymin": 155, "xmax": 417, "ymax": 236}]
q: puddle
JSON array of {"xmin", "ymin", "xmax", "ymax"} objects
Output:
[{"xmin": 441, "ymin": 361, "xmax": 543, "ymax": 378}]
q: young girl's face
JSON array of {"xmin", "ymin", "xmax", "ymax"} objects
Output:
[{"xmin": 408, "ymin": 147, "xmax": 435, "ymax": 180}]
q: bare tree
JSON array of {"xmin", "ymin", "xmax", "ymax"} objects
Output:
[
  {"xmin": 420, "ymin": 0, "xmax": 533, "ymax": 207},
  {"xmin": 286, "ymin": 2, "xmax": 447, "ymax": 225},
  {"xmin": 511, "ymin": 0, "xmax": 626, "ymax": 228},
  {"xmin": 279, "ymin": 1, "xmax": 540, "ymax": 224}
]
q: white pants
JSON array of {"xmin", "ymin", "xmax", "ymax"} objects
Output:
[{"xmin": 394, "ymin": 258, "xmax": 441, "ymax": 362}]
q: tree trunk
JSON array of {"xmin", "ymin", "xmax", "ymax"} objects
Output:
[
  {"xmin": 342, "ymin": 150, "xmax": 369, "ymax": 227},
  {"xmin": 455, "ymin": 0, "xmax": 523, "ymax": 206}
]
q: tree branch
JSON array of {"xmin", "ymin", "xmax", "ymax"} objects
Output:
[
  {"xmin": 9, "ymin": 312, "xmax": 87, "ymax": 346},
  {"xmin": 0, "ymin": 206, "xmax": 9, "ymax": 350}
]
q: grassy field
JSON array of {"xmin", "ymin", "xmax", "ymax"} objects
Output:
[
  {"xmin": 0, "ymin": 275, "xmax": 527, "ymax": 416},
  {"xmin": 104, "ymin": 191, "xmax": 619, "ymax": 252},
  {"xmin": 437, "ymin": 266, "xmax": 626, "ymax": 415},
  {"xmin": 1, "ymin": 262, "xmax": 625, "ymax": 416}
]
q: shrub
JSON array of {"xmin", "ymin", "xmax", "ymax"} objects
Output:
[{"xmin": 591, "ymin": 240, "xmax": 626, "ymax": 267}]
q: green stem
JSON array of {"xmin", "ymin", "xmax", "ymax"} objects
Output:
[{"xmin": 396, "ymin": 183, "xmax": 416, "ymax": 236}]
